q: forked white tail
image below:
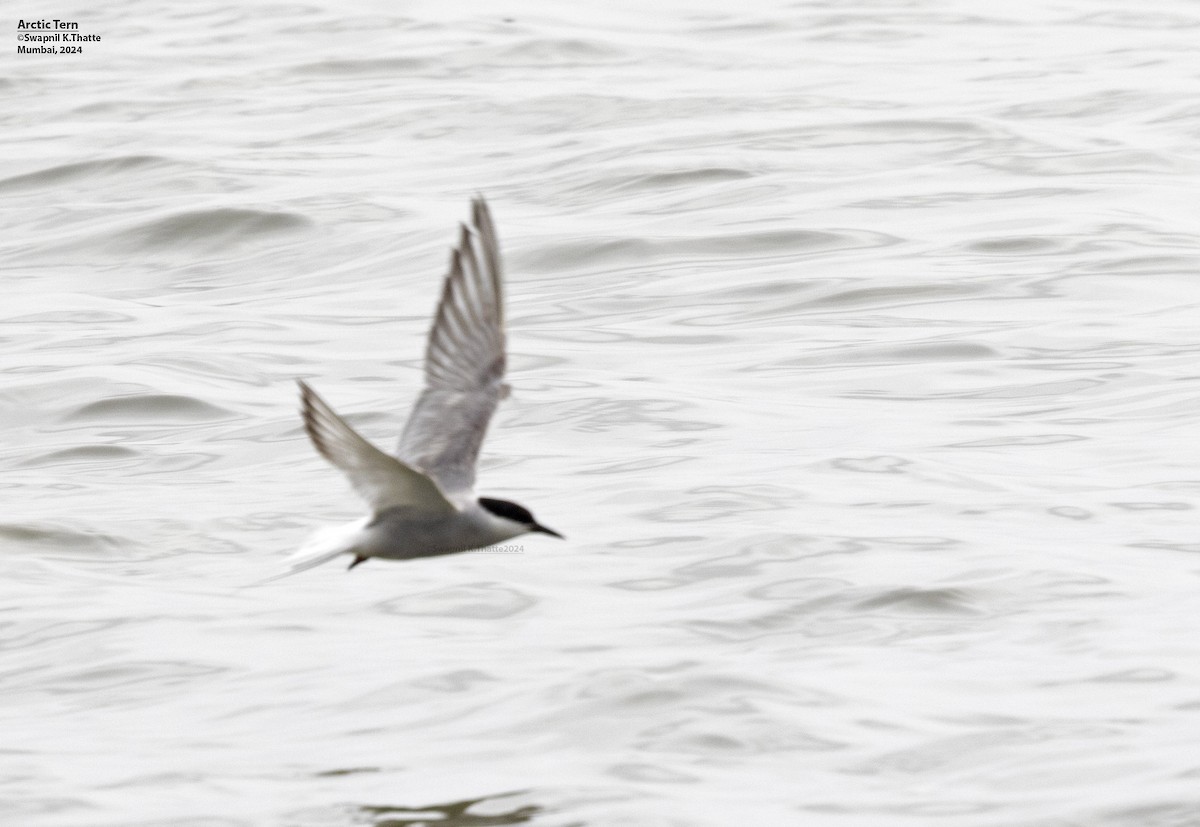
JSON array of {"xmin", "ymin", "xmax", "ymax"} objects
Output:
[{"xmin": 251, "ymin": 517, "xmax": 370, "ymax": 585}]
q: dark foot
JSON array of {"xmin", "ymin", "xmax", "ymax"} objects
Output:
[{"xmin": 348, "ymin": 555, "xmax": 368, "ymax": 570}]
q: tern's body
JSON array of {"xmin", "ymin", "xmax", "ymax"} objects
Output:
[
  {"xmin": 275, "ymin": 197, "xmax": 560, "ymax": 580},
  {"xmin": 342, "ymin": 503, "xmax": 531, "ymax": 563}
]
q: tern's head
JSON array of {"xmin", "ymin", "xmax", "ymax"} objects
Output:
[{"xmin": 479, "ymin": 497, "xmax": 563, "ymax": 539}]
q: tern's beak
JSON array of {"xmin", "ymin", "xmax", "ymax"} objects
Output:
[{"xmin": 532, "ymin": 523, "xmax": 564, "ymax": 539}]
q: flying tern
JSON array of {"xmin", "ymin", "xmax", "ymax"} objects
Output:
[{"xmin": 278, "ymin": 197, "xmax": 561, "ymax": 578}]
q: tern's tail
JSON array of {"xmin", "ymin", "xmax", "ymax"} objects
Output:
[{"xmin": 251, "ymin": 517, "xmax": 370, "ymax": 586}]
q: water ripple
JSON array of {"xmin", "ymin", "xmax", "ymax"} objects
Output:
[{"xmin": 376, "ymin": 583, "xmax": 536, "ymax": 620}]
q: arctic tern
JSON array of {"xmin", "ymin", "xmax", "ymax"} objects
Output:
[{"xmin": 279, "ymin": 197, "xmax": 561, "ymax": 578}]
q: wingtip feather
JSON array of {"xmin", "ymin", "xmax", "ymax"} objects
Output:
[{"xmin": 297, "ymin": 380, "xmax": 335, "ymax": 464}]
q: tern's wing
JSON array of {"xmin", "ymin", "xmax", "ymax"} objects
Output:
[
  {"xmin": 396, "ymin": 197, "xmax": 508, "ymax": 498},
  {"xmin": 299, "ymin": 380, "xmax": 455, "ymax": 515}
]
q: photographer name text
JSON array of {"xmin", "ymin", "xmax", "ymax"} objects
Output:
[{"xmin": 17, "ymin": 19, "xmax": 100, "ymax": 54}]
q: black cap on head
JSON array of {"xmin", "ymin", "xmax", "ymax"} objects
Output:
[{"xmin": 479, "ymin": 497, "xmax": 563, "ymax": 539}]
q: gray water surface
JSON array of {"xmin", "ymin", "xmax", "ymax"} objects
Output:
[{"xmin": 5, "ymin": 1, "xmax": 1200, "ymax": 825}]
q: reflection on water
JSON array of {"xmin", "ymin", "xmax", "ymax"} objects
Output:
[{"xmin": 362, "ymin": 793, "xmax": 540, "ymax": 827}]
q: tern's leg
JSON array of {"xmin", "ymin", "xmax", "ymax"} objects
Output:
[{"xmin": 348, "ymin": 555, "xmax": 368, "ymax": 571}]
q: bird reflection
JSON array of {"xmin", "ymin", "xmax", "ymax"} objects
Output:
[{"xmin": 361, "ymin": 792, "xmax": 540, "ymax": 827}]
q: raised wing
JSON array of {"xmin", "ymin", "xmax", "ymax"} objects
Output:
[
  {"xmin": 396, "ymin": 197, "xmax": 509, "ymax": 498},
  {"xmin": 299, "ymin": 380, "xmax": 455, "ymax": 515}
]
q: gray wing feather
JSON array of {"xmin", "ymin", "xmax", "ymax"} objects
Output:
[
  {"xmin": 299, "ymin": 380, "xmax": 455, "ymax": 515},
  {"xmin": 397, "ymin": 197, "xmax": 508, "ymax": 497}
]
